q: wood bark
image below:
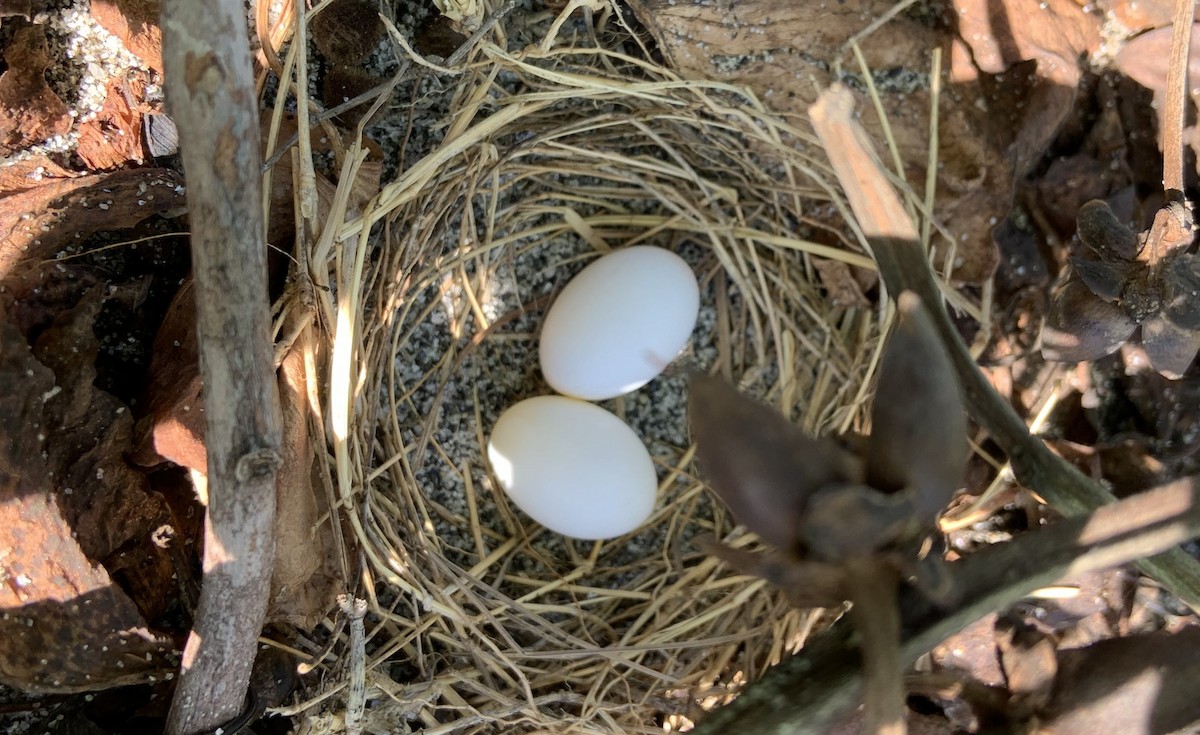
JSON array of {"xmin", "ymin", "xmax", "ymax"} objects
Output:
[{"xmin": 160, "ymin": 0, "xmax": 282, "ymax": 732}]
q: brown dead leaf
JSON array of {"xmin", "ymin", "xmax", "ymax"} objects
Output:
[
  {"xmin": 265, "ymin": 114, "xmax": 383, "ymax": 249},
  {"xmin": 626, "ymin": 0, "xmax": 1004, "ymax": 283},
  {"xmin": 75, "ymin": 74, "xmax": 150, "ymax": 170},
  {"xmin": 1099, "ymin": 0, "xmax": 1176, "ymax": 34},
  {"xmin": 932, "ymin": 612, "xmax": 1007, "ymax": 687},
  {"xmin": 0, "ymin": 319, "xmax": 177, "ymax": 693},
  {"xmin": 269, "ymin": 330, "xmax": 342, "ymax": 629},
  {"xmin": 995, "ymin": 614, "xmax": 1057, "ymax": 716},
  {"xmin": 1115, "ymin": 24, "xmax": 1200, "ymax": 177},
  {"xmin": 131, "ymin": 280, "xmax": 205, "ymax": 473},
  {"xmin": 0, "ymin": 24, "xmax": 71, "ymax": 153},
  {"xmin": 90, "ymin": 0, "xmax": 163, "ymax": 73},
  {"xmin": 0, "ymin": 167, "xmax": 186, "ymax": 313},
  {"xmin": 950, "ymin": 0, "xmax": 1100, "ymax": 176},
  {"xmin": 812, "ymin": 258, "xmax": 871, "ymax": 309},
  {"xmin": 32, "ymin": 286, "xmax": 169, "ymax": 562}
]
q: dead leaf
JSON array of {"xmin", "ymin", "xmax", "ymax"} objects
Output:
[
  {"xmin": 1099, "ymin": 0, "xmax": 1176, "ymax": 34},
  {"xmin": 75, "ymin": 74, "xmax": 150, "ymax": 170},
  {"xmin": 90, "ymin": 0, "xmax": 163, "ymax": 73},
  {"xmin": 133, "ymin": 267, "xmax": 343, "ymax": 631},
  {"xmin": 269, "ymin": 329, "xmax": 342, "ymax": 629},
  {"xmin": 264, "ymin": 114, "xmax": 383, "ymax": 250},
  {"xmin": 311, "ymin": 0, "xmax": 385, "ymax": 65},
  {"xmin": 812, "ymin": 258, "xmax": 870, "ymax": 308},
  {"xmin": 1114, "ymin": 24, "xmax": 1200, "ymax": 174},
  {"xmin": 32, "ymin": 286, "xmax": 169, "ymax": 565},
  {"xmin": 0, "ymin": 24, "xmax": 71, "ymax": 153},
  {"xmin": 131, "ymin": 280, "xmax": 205, "ymax": 473},
  {"xmin": 995, "ymin": 614, "xmax": 1057, "ymax": 716},
  {"xmin": 950, "ymin": 0, "xmax": 1100, "ymax": 174},
  {"xmin": 932, "ymin": 612, "xmax": 1006, "ymax": 687},
  {"xmin": 0, "ymin": 319, "xmax": 177, "ymax": 693},
  {"xmin": 0, "ymin": 167, "xmax": 186, "ymax": 314}
]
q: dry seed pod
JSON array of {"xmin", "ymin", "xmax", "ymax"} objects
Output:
[
  {"xmin": 864, "ymin": 291, "xmax": 968, "ymax": 519},
  {"xmin": 688, "ymin": 373, "xmax": 862, "ymax": 552},
  {"xmin": 1077, "ymin": 199, "xmax": 1140, "ymax": 261},
  {"xmin": 1042, "ymin": 278, "xmax": 1138, "ymax": 363}
]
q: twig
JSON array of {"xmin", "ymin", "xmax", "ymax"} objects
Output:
[
  {"xmin": 807, "ymin": 83, "xmax": 1200, "ymax": 611},
  {"xmin": 695, "ymin": 475, "xmax": 1200, "ymax": 734},
  {"xmin": 843, "ymin": 557, "xmax": 905, "ymax": 735},
  {"xmin": 161, "ymin": 0, "xmax": 283, "ymax": 732},
  {"xmin": 1162, "ymin": 0, "xmax": 1194, "ymax": 193},
  {"xmin": 339, "ymin": 595, "xmax": 368, "ymax": 735}
]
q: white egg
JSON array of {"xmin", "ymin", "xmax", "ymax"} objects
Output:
[
  {"xmin": 486, "ymin": 396, "xmax": 657, "ymax": 540},
  {"xmin": 539, "ymin": 246, "xmax": 700, "ymax": 400}
]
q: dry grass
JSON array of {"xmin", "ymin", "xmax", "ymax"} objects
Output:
[{"xmin": 262, "ymin": 2, "xmax": 963, "ymax": 732}]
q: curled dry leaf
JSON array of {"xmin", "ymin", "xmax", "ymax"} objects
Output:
[
  {"xmin": 75, "ymin": 74, "xmax": 152, "ymax": 170},
  {"xmin": 270, "ymin": 331, "xmax": 342, "ymax": 629},
  {"xmin": 130, "ymin": 280, "xmax": 205, "ymax": 473},
  {"xmin": 0, "ymin": 24, "xmax": 71, "ymax": 153}
]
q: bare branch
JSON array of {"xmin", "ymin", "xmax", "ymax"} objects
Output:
[
  {"xmin": 695, "ymin": 476, "xmax": 1200, "ymax": 734},
  {"xmin": 807, "ymin": 83, "xmax": 1200, "ymax": 611},
  {"xmin": 160, "ymin": 0, "xmax": 282, "ymax": 732}
]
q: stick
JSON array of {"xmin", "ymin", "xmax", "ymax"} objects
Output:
[
  {"xmin": 807, "ymin": 83, "xmax": 1200, "ymax": 611},
  {"xmin": 694, "ymin": 476, "xmax": 1200, "ymax": 734},
  {"xmin": 843, "ymin": 558, "xmax": 905, "ymax": 735},
  {"xmin": 1162, "ymin": 0, "xmax": 1194, "ymax": 193},
  {"xmin": 161, "ymin": 1, "xmax": 283, "ymax": 732}
]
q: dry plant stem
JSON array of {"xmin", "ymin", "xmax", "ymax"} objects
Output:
[
  {"xmin": 808, "ymin": 83, "xmax": 1200, "ymax": 611},
  {"xmin": 1163, "ymin": 0, "xmax": 1193, "ymax": 192},
  {"xmin": 696, "ymin": 476, "xmax": 1200, "ymax": 735},
  {"xmin": 843, "ymin": 557, "xmax": 905, "ymax": 735},
  {"xmin": 340, "ymin": 595, "xmax": 368, "ymax": 735},
  {"xmin": 161, "ymin": 0, "xmax": 283, "ymax": 733}
]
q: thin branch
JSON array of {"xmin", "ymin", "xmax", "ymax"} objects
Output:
[
  {"xmin": 161, "ymin": 0, "xmax": 283, "ymax": 732},
  {"xmin": 807, "ymin": 83, "xmax": 1200, "ymax": 611},
  {"xmin": 694, "ymin": 475, "xmax": 1200, "ymax": 734},
  {"xmin": 1162, "ymin": 0, "xmax": 1194, "ymax": 193}
]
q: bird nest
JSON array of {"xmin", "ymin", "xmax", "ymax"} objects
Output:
[{"xmin": 309, "ymin": 14, "xmax": 913, "ymax": 734}]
